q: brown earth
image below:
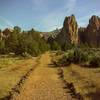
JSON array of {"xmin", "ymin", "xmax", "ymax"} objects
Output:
[{"xmin": 11, "ymin": 52, "xmax": 73, "ymax": 100}]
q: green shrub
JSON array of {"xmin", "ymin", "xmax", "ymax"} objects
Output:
[
  {"xmin": 54, "ymin": 48, "xmax": 100, "ymax": 68},
  {"xmin": 61, "ymin": 43, "xmax": 73, "ymax": 51},
  {"xmin": 58, "ymin": 54, "xmax": 71, "ymax": 66},
  {"xmin": 64, "ymin": 49, "xmax": 88, "ymax": 64},
  {"xmin": 51, "ymin": 41, "xmax": 61, "ymax": 50},
  {"xmin": 55, "ymin": 51, "xmax": 64, "ymax": 56},
  {"xmin": 0, "ymin": 27, "xmax": 50, "ymax": 56},
  {"xmin": 73, "ymin": 49, "xmax": 88, "ymax": 63},
  {"xmin": 0, "ymin": 40, "xmax": 6, "ymax": 54},
  {"xmin": 87, "ymin": 54, "xmax": 100, "ymax": 67}
]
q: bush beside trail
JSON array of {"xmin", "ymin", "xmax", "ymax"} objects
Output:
[{"xmin": 52, "ymin": 48, "xmax": 100, "ymax": 68}]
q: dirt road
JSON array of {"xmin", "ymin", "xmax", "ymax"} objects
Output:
[{"xmin": 12, "ymin": 52, "xmax": 73, "ymax": 100}]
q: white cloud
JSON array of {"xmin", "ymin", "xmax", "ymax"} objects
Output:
[
  {"xmin": 36, "ymin": 0, "xmax": 77, "ymax": 31},
  {"xmin": 65, "ymin": 0, "xmax": 77, "ymax": 14},
  {"xmin": 40, "ymin": 13, "xmax": 63, "ymax": 31}
]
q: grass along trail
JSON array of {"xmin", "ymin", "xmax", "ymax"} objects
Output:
[{"xmin": 11, "ymin": 52, "xmax": 73, "ymax": 100}]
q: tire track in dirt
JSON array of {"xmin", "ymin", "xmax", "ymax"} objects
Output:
[
  {"xmin": 11, "ymin": 52, "xmax": 74, "ymax": 100},
  {"xmin": 1, "ymin": 56, "xmax": 41, "ymax": 100}
]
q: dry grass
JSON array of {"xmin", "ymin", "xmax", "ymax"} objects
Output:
[
  {"xmin": 63, "ymin": 64, "xmax": 100, "ymax": 100},
  {"xmin": 0, "ymin": 56, "xmax": 37, "ymax": 99}
]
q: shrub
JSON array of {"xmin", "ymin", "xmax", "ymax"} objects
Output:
[
  {"xmin": 58, "ymin": 54, "xmax": 71, "ymax": 66},
  {"xmin": 61, "ymin": 43, "xmax": 73, "ymax": 51},
  {"xmin": 51, "ymin": 41, "xmax": 61, "ymax": 50},
  {"xmin": 73, "ymin": 48, "xmax": 88, "ymax": 63},
  {"xmin": 0, "ymin": 40, "xmax": 6, "ymax": 54},
  {"xmin": 87, "ymin": 54, "xmax": 100, "ymax": 67},
  {"xmin": 54, "ymin": 50, "xmax": 74, "ymax": 67},
  {"xmin": 53, "ymin": 48, "xmax": 100, "ymax": 68},
  {"xmin": 63, "ymin": 49, "xmax": 88, "ymax": 64}
]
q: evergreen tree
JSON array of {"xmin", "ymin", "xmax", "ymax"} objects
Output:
[{"xmin": 0, "ymin": 40, "xmax": 5, "ymax": 54}]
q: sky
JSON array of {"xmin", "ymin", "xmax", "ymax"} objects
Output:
[{"xmin": 0, "ymin": 0, "xmax": 100, "ymax": 32}]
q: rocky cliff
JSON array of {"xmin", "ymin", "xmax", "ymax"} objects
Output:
[
  {"xmin": 56, "ymin": 15, "xmax": 78, "ymax": 45},
  {"xmin": 79, "ymin": 15, "xmax": 100, "ymax": 47},
  {"xmin": 78, "ymin": 27, "xmax": 86, "ymax": 44},
  {"xmin": 56, "ymin": 15, "xmax": 100, "ymax": 47}
]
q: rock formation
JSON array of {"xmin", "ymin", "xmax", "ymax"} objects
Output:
[
  {"xmin": 78, "ymin": 27, "xmax": 86, "ymax": 44},
  {"xmin": 79, "ymin": 15, "xmax": 100, "ymax": 47},
  {"xmin": 56, "ymin": 15, "xmax": 78, "ymax": 45}
]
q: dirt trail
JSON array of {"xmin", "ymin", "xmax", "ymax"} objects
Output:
[{"xmin": 12, "ymin": 52, "xmax": 73, "ymax": 100}]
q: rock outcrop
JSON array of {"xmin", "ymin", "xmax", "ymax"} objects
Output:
[
  {"xmin": 79, "ymin": 15, "xmax": 100, "ymax": 47},
  {"xmin": 78, "ymin": 27, "xmax": 86, "ymax": 44},
  {"xmin": 56, "ymin": 15, "xmax": 78, "ymax": 45},
  {"xmin": 43, "ymin": 28, "xmax": 61, "ymax": 41}
]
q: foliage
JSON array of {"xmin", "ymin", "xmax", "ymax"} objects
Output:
[
  {"xmin": 51, "ymin": 41, "xmax": 61, "ymax": 50},
  {"xmin": 61, "ymin": 42, "xmax": 76, "ymax": 51},
  {"xmin": 54, "ymin": 48, "xmax": 100, "ymax": 68},
  {"xmin": 86, "ymin": 53, "xmax": 100, "ymax": 67},
  {"xmin": 0, "ymin": 40, "xmax": 5, "ymax": 54},
  {"xmin": 0, "ymin": 27, "xmax": 50, "ymax": 56},
  {"xmin": 6, "ymin": 31, "xmax": 19, "ymax": 53}
]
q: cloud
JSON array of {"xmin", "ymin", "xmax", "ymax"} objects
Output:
[
  {"xmin": 34, "ymin": 0, "xmax": 77, "ymax": 31},
  {"xmin": 39, "ymin": 13, "xmax": 63, "ymax": 31},
  {"xmin": 65, "ymin": 0, "xmax": 77, "ymax": 14},
  {"xmin": 0, "ymin": 16, "xmax": 14, "ymax": 29}
]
